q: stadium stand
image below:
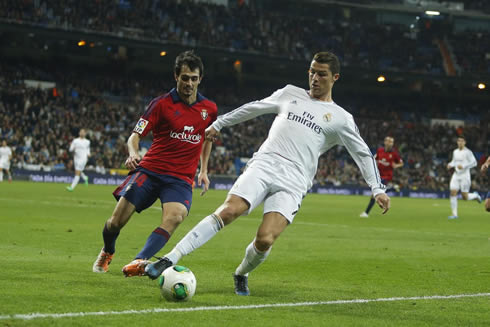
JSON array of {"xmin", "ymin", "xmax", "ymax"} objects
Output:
[{"xmin": 0, "ymin": 0, "xmax": 488, "ymax": 192}]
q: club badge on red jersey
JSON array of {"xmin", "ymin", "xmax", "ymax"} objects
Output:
[
  {"xmin": 201, "ymin": 109, "xmax": 208, "ymax": 120},
  {"xmin": 134, "ymin": 118, "xmax": 149, "ymax": 134}
]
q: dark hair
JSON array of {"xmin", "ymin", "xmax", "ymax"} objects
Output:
[
  {"xmin": 457, "ymin": 135, "xmax": 465, "ymax": 140},
  {"xmin": 313, "ymin": 52, "xmax": 340, "ymax": 75},
  {"xmin": 174, "ymin": 50, "xmax": 204, "ymax": 77}
]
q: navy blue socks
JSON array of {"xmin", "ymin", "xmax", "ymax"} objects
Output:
[
  {"xmin": 135, "ymin": 227, "xmax": 170, "ymax": 260},
  {"xmin": 102, "ymin": 222, "xmax": 120, "ymax": 254}
]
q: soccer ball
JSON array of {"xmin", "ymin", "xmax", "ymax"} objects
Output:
[{"xmin": 158, "ymin": 265, "xmax": 196, "ymax": 302}]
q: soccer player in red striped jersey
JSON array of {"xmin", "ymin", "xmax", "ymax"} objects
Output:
[
  {"xmin": 93, "ymin": 51, "xmax": 218, "ymax": 275},
  {"xmin": 360, "ymin": 136, "xmax": 403, "ymax": 218}
]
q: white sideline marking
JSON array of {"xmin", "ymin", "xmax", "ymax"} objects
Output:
[{"xmin": 1, "ymin": 293, "xmax": 489, "ymax": 321}]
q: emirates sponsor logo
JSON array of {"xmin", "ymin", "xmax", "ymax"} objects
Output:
[{"xmin": 170, "ymin": 126, "xmax": 202, "ymax": 144}]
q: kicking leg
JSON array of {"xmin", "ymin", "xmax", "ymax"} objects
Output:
[{"xmin": 146, "ymin": 194, "xmax": 249, "ymax": 279}]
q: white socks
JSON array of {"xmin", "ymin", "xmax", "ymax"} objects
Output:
[
  {"xmin": 235, "ymin": 241, "xmax": 271, "ymax": 276},
  {"xmin": 70, "ymin": 175, "xmax": 80, "ymax": 189},
  {"xmin": 467, "ymin": 193, "xmax": 478, "ymax": 201},
  {"xmin": 81, "ymin": 172, "xmax": 88, "ymax": 181},
  {"xmin": 0, "ymin": 171, "xmax": 3, "ymax": 182},
  {"xmin": 450, "ymin": 196, "xmax": 458, "ymax": 216},
  {"xmin": 166, "ymin": 214, "xmax": 224, "ymax": 264}
]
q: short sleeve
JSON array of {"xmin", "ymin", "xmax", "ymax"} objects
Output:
[{"xmin": 134, "ymin": 99, "xmax": 161, "ymax": 137}]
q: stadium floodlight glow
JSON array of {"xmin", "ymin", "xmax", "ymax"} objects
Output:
[
  {"xmin": 477, "ymin": 83, "xmax": 486, "ymax": 90},
  {"xmin": 377, "ymin": 75, "xmax": 386, "ymax": 83},
  {"xmin": 425, "ymin": 10, "xmax": 440, "ymax": 16},
  {"xmin": 78, "ymin": 40, "xmax": 86, "ymax": 47},
  {"xmin": 160, "ymin": 51, "xmax": 167, "ymax": 56}
]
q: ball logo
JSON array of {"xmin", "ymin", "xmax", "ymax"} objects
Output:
[
  {"xmin": 201, "ymin": 109, "xmax": 208, "ymax": 120},
  {"xmin": 133, "ymin": 118, "xmax": 149, "ymax": 134},
  {"xmin": 170, "ymin": 125, "xmax": 201, "ymax": 144}
]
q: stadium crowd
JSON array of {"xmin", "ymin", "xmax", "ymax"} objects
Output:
[
  {"xmin": 0, "ymin": 0, "xmax": 468, "ymax": 75},
  {"xmin": 0, "ymin": 61, "xmax": 487, "ymax": 192}
]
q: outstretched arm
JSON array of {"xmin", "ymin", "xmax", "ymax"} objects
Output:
[
  {"xmin": 338, "ymin": 116, "xmax": 390, "ymax": 213},
  {"xmin": 211, "ymin": 88, "xmax": 285, "ymax": 132}
]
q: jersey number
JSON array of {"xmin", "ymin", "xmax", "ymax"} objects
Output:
[{"xmin": 135, "ymin": 174, "xmax": 148, "ymax": 187}]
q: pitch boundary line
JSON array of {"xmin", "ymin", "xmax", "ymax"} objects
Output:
[{"xmin": 1, "ymin": 293, "xmax": 489, "ymax": 321}]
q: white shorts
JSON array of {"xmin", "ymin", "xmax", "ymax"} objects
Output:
[
  {"xmin": 74, "ymin": 159, "xmax": 87, "ymax": 172},
  {"xmin": 229, "ymin": 153, "xmax": 307, "ymax": 223},
  {"xmin": 0, "ymin": 160, "xmax": 9, "ymax": 170},
  {"xmin": 449, "ymin": 175, "xmax": 471, "ymax": 193}
]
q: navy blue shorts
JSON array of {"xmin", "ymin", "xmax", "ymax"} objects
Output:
[{"xmin": 113, "ymin": 168, "xmax": 192, "ymax": 213}]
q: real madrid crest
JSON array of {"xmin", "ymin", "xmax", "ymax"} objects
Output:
[
  {"xmin": 201, "ymin": 109, "xmax": 208, "ymax": 120},
  {"xmin": 323, "ymin": 113, "xmax": 332, "ymax": 122}
]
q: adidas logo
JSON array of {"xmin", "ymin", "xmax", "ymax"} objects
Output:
[{"xmin": 290, "ymin": 100, "xmax": 297, "ymax": 105}]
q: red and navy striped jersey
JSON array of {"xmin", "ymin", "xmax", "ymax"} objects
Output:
[{"xmin": 133, "ymin": 88, "xmax": 218, "ymax": 184}]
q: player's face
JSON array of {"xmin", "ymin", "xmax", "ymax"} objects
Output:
[
  {"xmin": 457, "ymin": 138, "xmax": 465, "ymax": 149},
  {"xmin": 384, "ymin": 137, "xmax": 394, "ymax": 150},
  {"xmin": 175, "ymin": 65, "xmax": 202, "ymax": 100},
  {"xmin": 79, "ymin": 129, "xmax": 86, "ymax": 138},
  {"xmin": 308, "ymin": 61, "xmax": 339, "ymax": 100},
  {"xmin": 1, "ymin": 141, "xmax": 6, "ymax": 147}
]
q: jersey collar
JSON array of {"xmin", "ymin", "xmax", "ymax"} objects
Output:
[{"xmin": 170, "ymin": 88, "xmax": 205, "ymax": 106}]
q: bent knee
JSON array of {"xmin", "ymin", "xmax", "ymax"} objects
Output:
[
  {"xmin": 218, "ymin": 204, "xmax": 246, "ymax": 225},
  {"xmin": 219, "ymin": 207, "xmax": 239, "ymax": 223},
  {"xmin": 163, "ymin": 213, "xmax": 186, "ymax": 227},
  {"xmin": 255, "ymin": 233, "xmax": 276, "ymax": 251}
]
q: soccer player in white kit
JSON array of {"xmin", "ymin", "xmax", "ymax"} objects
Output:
[
  {"xmin": 145, "ymin": 52, "xmax": 390, "ymax": 295},
  {"xmin": 67, "ymin": 129, "xmax": 91, "ymax": 191},
  {"xmin": 0, "ymin": 140, "xmax": 13, "ymax": 183},
  {"xmin": 447, "ymin": 135, "xmax": 481, "ymax": 219}
]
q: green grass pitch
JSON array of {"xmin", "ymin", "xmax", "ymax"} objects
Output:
[{"xmin": 0, "ymin": 182, "xmax": 489, "ymax": 326}]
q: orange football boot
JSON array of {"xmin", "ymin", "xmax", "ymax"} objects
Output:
[
  {"xmin": 92, "ymin": 248, "xmax": 114, "ymax": 273},
  {"xmin": 122, "ymin": 259, "xmax": 151, "ymax": 277}
]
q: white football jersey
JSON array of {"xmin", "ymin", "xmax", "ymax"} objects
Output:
[
  {"xmin": 0, "ymin": 146, "xmax": 12, "ymax": 162},
  {"xmin": 69, "ymin": 138, "xmax": 90, "ymax": 162},
  {"xmin": 212, "ymin": 85, "xmax": 385, "ymax": 196},
  {"xmin": 448, "ymin": 147, "xmax": 477, "ymax": 179}
]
